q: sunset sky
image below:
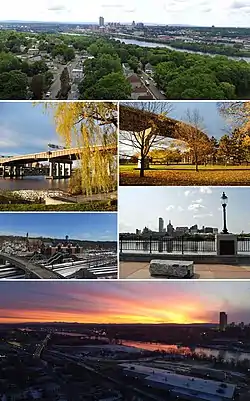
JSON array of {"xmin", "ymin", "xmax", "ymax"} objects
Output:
[{"xmin": 0, "ymin": 281, "xmax": 249, "ymax": 324}]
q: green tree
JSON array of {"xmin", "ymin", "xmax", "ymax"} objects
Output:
[
  {"xmin": 57, "ymin": 67, "xmax": 70, "ymax": 99},
  {"xmin": 31, "ymin": 74, "xmax": 45, "ymax": 99},
  {"xmin": 82, "ymin": 72, "xmax": 131, "ymax": 100},
  {"xmin": 0, "ymin": 70, "xmax": 28, "ymax": 99}
]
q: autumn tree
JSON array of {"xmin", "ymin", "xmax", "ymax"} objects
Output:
[
  {"xmin": 177, "ymin": 109, "xmax": 210, "ymax": 171},
  {"xmin": 119, "ymin": 102, "xmax": 174, "ymax": 177},
  {"xmin": 43, "ymin": 102, "xmax": 117, "ymax": 195}
]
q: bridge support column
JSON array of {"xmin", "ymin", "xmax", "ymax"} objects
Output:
[
  {"xmin": 61, "ymin": 163, "xmax": 65, "ymax": 178},
  {"xmin": 9, "ymin": 166, "xmax": 14, "ymax": 179},
  {"xmin": 55, "ymin": 162, "xmax": 60, "ymax": 178},
  {"xmin": 68, "ymin": 162, "xmax": 72, "ymax": 177}
]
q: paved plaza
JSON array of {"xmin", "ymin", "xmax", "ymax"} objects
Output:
[{"xmin": 119, "ymin": 261, "xmax": 250, "ymax": 279}]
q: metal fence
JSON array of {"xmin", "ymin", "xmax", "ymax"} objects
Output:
[
  {"xmin": 237, "ymin": 237, "xmax": 250, "ymax": 253},
  {"xmin": 119, "ymin": 235, "xmax": 250, "ymax": 255},
  {"xmin": 119, "ymin": 236, "xmax": 216, "ymax": 255}
]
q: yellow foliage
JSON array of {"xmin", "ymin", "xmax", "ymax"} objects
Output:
[{"xmin": 43, "ymin": 102, "xmax": 117, "ymax": 196}]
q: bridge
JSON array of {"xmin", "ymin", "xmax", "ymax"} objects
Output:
[
  {"xmin": 0, "ymin": 253, "xmax": 62, "ymax": 279},
  {"xmin": 0, "ymin": 145, "xmax": 117, "ymax": 179},
  {"xmin": 119, "ymin": 104, "xmax": 204, "ymax": 138}
]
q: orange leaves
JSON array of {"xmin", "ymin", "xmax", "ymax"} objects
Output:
[{"xmin": 120, "ymin": 168, "xmax": 250, "ymax": 186}]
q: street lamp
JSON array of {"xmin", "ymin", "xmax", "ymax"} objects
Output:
[{"xmin": 221, "ymin": 192, "xmax": 228, "ymax": 234}]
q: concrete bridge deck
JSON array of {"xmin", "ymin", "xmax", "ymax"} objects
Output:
[
  {"xmin": 0, "ymin": 253, "xmax": 62, "ymax": 279},
  {"xmin": 0, "ymin": 145, "xmax": 117, "ymax": 165}
]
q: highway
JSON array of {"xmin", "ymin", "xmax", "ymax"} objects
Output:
[
  {"xmin": 33, "ymin": 334, "xmax": 51, "ymax": 358},
  {"xmin": 47, "ymin": 350, "xmax": 167, "ymax": 401}
]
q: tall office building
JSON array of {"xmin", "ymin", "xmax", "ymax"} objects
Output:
[
  {"xmin": 219, "ymin": 311, "xmax": 227, "ymax": 331},
  {"xmin": 99, "ymin": 16, "xmax": 104, "ymax": 26},
  {"xmin": 159, "ymin": 217, "xmax": 164, "ymax": 233}
]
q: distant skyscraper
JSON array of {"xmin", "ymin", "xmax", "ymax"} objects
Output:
[
  {"xmin": 167, "ymin": 220, "xmax": 174, "ymax": 236},
  {"xmin": 159, "ymin": 217, "xmax": 164, "ymax": 233},
  {"xmin": 99, "ymin": 16, "xmax": 104, "ymax": 26},
  {"xmin": 219, "ymin": 312, "xmax": 227, "ymax": 331}
]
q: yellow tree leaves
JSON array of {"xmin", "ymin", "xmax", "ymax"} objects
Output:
[{"xmin": 43, "ymin": 102, "xmax": 117, "ymax": 196}]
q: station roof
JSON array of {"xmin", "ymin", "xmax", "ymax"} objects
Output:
[{"xmin": 119, "ymin": 363, "xmax": 236, "ymax": 400}]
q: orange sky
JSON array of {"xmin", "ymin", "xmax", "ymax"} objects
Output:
[{"xmin": 0, "ymin": 281, "xmax": 246, "ymax": 324}]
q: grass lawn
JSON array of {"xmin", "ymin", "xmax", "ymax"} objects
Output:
[
  {"xmin": 0, "ymin": 200, "xmax": 117, "ymax": 212},
  {"xmin": 119, "ymin": 164, "xmax": 250, "ymax": 186}
]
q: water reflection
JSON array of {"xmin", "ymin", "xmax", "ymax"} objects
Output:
[
  {"xmin": 122, "ymin": 340, "xmax": 250, "ymax": 362},
  {"xmin": 0, "ymin": 176, "xmax": 70, "ymax": 191}
]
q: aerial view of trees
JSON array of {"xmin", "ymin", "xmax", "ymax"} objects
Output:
[{"xmin": 2, "ymin": 29, "xmax": 250, "ymax": 99}]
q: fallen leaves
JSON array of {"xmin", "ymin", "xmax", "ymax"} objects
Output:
[{"xmin": 119, "ymin": 168, "xmax": 250, "ymax": 186}]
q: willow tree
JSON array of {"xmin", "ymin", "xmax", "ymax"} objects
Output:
[{"xmin": 44, "ymin": 102, "xmax": 117, "ymax": 195}]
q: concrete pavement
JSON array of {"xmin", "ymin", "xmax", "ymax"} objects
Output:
[
  {"xmin": 119, "ymin": 261, "xmax": 250, "ymax": 279},
  {"xmin": 48, "ymin": 58, "xmax": 80, "ymax": 100}
]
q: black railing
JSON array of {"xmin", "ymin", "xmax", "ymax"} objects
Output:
[
  {"xmin": 119, "ymin": 235, "xmax": 216, "ymax": 255},
  {"xmin": 237, "ymin": 237, "xmax": 250, "ymax": 253}
]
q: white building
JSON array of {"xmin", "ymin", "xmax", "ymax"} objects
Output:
[{"xmin": 71, "ymin": 68, "xmax": 84, "ymax": 81}]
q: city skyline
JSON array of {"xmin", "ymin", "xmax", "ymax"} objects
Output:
[
  {"xmin": 0, "ymin": 281, "xmax": 249, "ymax": 324},
  {"xmin": 1, "ymin": 0, "xmax": 250, "ymax": 27},
  {"xmin": 0, "ymin": 213, "xmax": 117, "ymax": 241},
  {"xmin": 119, "ymin": 187, "xmax": 250, "ymax": 234},
  {"xmin": 0, "ymin": 103, "xmax": 60, "ymax": 156}
]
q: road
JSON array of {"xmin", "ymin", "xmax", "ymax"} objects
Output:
[
  {"xmin": 48, "ymin": 57, "xmax": 80, "ymax": 100},
  {"xmin": 140, "ymin": 71, "xmax": 167, "ymax": 100},
  {"xmin": 33, "ymin": 334, "xmax": 51, "ymax": 358},
  {"xmin": 47, "ymin": 350, "xmax": 166, "ymax": 401}
]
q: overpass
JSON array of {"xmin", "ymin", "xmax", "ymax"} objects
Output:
[
  {"xmin": 0, "ymin": 145, "xmax": 117, "ymax": 179},
  {"xmin": 0, "ymin": 253, "xmax": 62, "ymax": 279}
]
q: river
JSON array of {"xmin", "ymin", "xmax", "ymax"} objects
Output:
[
  {"xmin": 0, "ymin": 176, "xmax": 70, "ymax": 191},
  {"xmin": 122, "ymin": 340, "xmax": 250, "ymax": 363},
  {"xmin": 115, "ymin": 37, "xmax": 250, "ymax": 63}
]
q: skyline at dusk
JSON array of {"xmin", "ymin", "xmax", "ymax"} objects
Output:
[{"xmin": 0, "ymin": 281, "xmax": 249, "ymax": 324}]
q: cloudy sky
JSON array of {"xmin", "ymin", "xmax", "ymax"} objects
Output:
[
  {"xmin": 1, "ymin": 0, "xmax": 250, "ymax": 27},
  {"xmin": 0, "ymin": 213, "xmax": 117, "ymax": 241},
  {"xmin": 0, "ymin": 103, "xmax": 60, "ymax": 156},
  {"xmin": 119, "ymin": 186, "xmax": 250, "ymax": 233},
  {"xmin": 0, "ymin": 281, "xmax": 249, "ymax": 324}
]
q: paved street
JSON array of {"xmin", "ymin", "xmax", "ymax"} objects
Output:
[
  {"xmin": 48, "ymin": 57, "xmax": 80, "ymax": 99},
  {"xmin": 140, "ymin": 71, "xmax": 167, "ymax": 100}
]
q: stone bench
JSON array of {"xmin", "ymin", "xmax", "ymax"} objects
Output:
[{"xmin": 149, "ymin": 260, "xmax": 194, "ymax": 278}]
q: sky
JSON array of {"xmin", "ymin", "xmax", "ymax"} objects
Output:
[
  {"xmin": 0, "ymin": 103, "xmax": 60, "ymax": 156},
  {"xmin": 1, "ymin": 0, "xmax": 250, "ymax": 27},
  {"xmin": 120, "ymin": 102, "xmax": 231, "ymax": 155},
  {"xmin": 0, "ymin": 281, "xmax": 249, "ymax": 324},
  {"xmin": 0, "ymin": 213, "xmax": 117, "ymax": 241},
  {"xmin": 119, "ymin": 186, "xmax": 250, "ymax": 234}
]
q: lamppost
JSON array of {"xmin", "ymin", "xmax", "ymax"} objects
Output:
[{"xmin": 221, "ymin": 192, "xmax": 228, "ymax": 234}]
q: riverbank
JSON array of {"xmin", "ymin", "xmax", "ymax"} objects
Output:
[
  {"xmin": 0, "ymin": 189, "xmax": 117, "ymax": 211},
  {"xmin": 114, "ymin": 35, "xmax": 250, "ymax": 62}
]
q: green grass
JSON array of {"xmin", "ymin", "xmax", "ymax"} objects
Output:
[{"xmin": 0, "ymin": 200, "xmax": 117, "ymax": 212}]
